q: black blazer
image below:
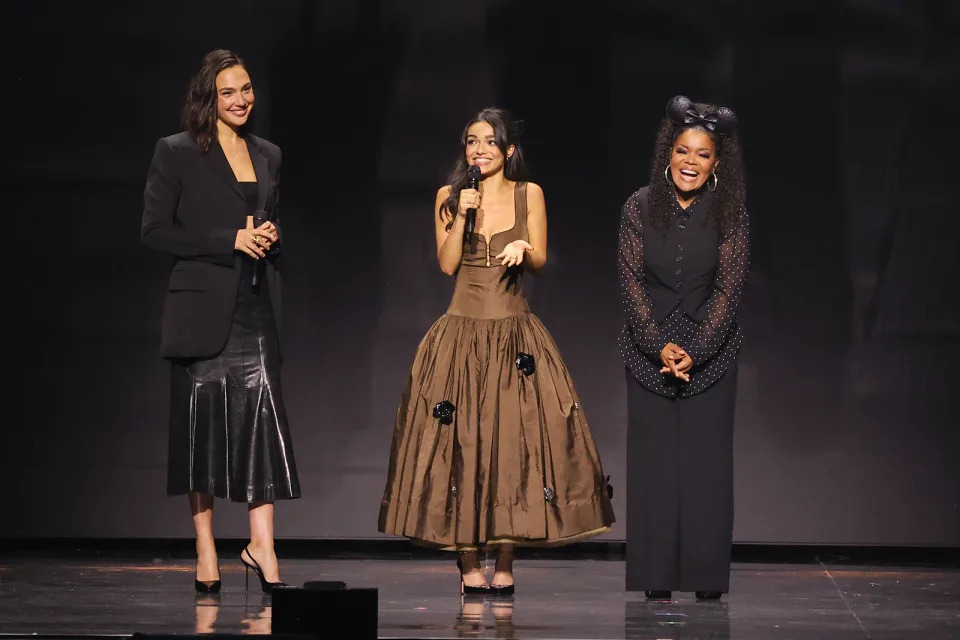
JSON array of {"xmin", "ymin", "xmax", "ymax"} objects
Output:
[{"xmin": 141, "ymin": 132, "xmax": 283, "ymax": 359}]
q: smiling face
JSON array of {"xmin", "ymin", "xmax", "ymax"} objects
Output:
[
  {"xmin": 669, "ymin": 127, "xmax": 719, "ymax": 196},
  {"xmin": 464, "ymin": 120, "xmax": 514, "ymax": 177},
  {"xmin": 215, "ymin": 65, "xmax": 254, "ymax": 129}
]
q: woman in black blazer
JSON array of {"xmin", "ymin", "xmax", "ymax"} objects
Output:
[{"xmin": 141, "ymin": 49, "xmax": 299, "ymax": 594}]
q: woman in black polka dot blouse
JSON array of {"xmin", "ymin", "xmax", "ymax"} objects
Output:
[{"xmin": 618, "ymin": 95, "xmax": 749, "ymax": 601}]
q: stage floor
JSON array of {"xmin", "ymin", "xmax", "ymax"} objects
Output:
[{"xmin": 0, "ymin": 557, "xmax": 957, "ymax": 639}]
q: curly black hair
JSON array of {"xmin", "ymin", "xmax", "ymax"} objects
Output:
[{"xmin": 647, "ymin": 102, "xmax": 746, "ymax": 238}]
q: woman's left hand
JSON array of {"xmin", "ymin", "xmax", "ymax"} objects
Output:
[
  {"xmin": 661, "ymin": 351, "xmax": 693, "ymax": 382},
  {"xmin": 253, "ymin": 221, "xmax": 279, "ymax": 251},
  {"xmin": 495, "ymin": 240, "xmax": 533, "ymax": 267}
]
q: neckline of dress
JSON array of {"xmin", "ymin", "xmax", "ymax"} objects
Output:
[{"xmin": 476, "ymin": 182, "xmax": 521, "ymax": 245}]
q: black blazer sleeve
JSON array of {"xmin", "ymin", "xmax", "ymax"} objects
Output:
[
  {"xmin": 141, "ymin": 137, "xmax": 237, "ymax": 266},
  {"xmin": 268, "ymin": 153, "xmax": 284, "ymax": 254}
]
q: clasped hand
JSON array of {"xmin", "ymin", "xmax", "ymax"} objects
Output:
[
  {"xmin": 660, "ymin": 342, "xmax": 693, "ymax": 382},
  {"xmin": 235, "ymin": 221, "xmax": 278, "ymax": 259}
]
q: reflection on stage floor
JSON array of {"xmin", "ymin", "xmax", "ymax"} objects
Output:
[{"xmin": 0, "ymin": 557, "xmax": 957, "ymax": 639}]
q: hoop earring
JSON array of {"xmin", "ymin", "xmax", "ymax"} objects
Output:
[
  {"xmin": 664, "ymin": 167, "xmax": 672, "ymax": 185},
  {"xmin": 707, "ymin": 172, "xmax": 718, "ymax": 192}
]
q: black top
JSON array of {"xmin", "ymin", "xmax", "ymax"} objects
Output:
[
  {"xmin": 239, "ymin": 181, "xmax": 262, "ymax": 285},
  {"xmin": 240, "ymin": 181, "xmax": 258, "ymax": 211},
  {"xmin": 617, "ymin": 186, "xmax": 750, "ymax": 398}
]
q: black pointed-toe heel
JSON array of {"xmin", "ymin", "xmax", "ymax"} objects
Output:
[
  {"xmin": 456, "ymin": 557, "xmax": 491, "ymax": 596},
  {"xmin": 695, "ymin": 590, "xmax": 723, "ymax": 600},
  {"xmin": 489, "ymin": 583, "xmax": 515, "ymax": 596},
  {"xmin": 240, "ymin": 546, "xmax": 288, "ymax": 594},
  {"xmin": 645, "ymin": 590, "xmax": 672, "ymax": 600},
  {"xmin": 194, "ymin": 577, "xmax": 222, "ymax": 594},
  {"xmin": 195, "ymin": 563, "xmax": 222, "ymax": 594}
]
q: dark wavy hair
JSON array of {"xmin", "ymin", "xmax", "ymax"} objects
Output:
[
  {"xmin": 439, "ymin": 107, "xmax": 532, "ymax": 229},
  {"xmin": 181, "ymin": 49, "xmax": 248, "ymax": 153},
  {"xmin": 647, "ymin": 101, "xmax": 746, "ymax": 238}
]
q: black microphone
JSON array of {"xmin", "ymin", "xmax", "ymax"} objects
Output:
[
  {"xmin": 251, "ymin": 210, "xmax": 268, "ymax": 287},
  {"xmin": 464, "ymin": 165, "xmax": 481, "ymax": 237}
]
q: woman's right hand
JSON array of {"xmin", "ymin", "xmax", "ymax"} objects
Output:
[
  {"xmin": 235, "ymin": 228, "xmax": 267, "ymax": 259},
  {"xmin": 458, "ymin": 188, "xmax": 481, "ymax": 218}
]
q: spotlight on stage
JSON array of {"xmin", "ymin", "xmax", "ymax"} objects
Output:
[{"xmin": 272, "ymin": 581, "xmax": 378, "ymax": 640}]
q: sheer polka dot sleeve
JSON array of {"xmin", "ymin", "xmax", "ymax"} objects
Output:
[
  {"xmin": 684, "ymin": 206, "xmax": 750, "ymax": 367},
  {"xmin": 618, "ymin": 191, "xmax": 669, "ymax": 359}
]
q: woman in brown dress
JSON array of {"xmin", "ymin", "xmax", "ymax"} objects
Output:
[{"xmin": 378, "ymin": 108, "xmax": 615, "ymax": 595}]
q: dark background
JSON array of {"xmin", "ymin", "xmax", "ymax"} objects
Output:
[{"xmin": 8, "ymin": 0, "xmax": 959, "ymax": 545}]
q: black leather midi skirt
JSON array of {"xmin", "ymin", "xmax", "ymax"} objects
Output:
[{"xmin": 167, "ymin": 261, "xmax": 300, "ymax": 503}]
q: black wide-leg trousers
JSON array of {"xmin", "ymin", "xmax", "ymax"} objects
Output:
[{"xmin": 625, "ymin": 363, "xmax": 738, "ymax": 593}]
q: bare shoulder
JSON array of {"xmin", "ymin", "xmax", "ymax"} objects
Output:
[
  {"xmin": 524, "ymin": 181, "xmax": 545, "ymax": 199},
  {"xmin": 435, "ymin": 185, "xmax": 453, "ymax": 208},
  {"xmin": 524, "ymin": 182, "xmax": 546, "ymax": 211},
  {"xmin": 435, "ymin": 186, "xmax": 454, "ymax": 224}
]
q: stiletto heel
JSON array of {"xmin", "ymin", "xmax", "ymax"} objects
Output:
[
  {"xmin": 240, "ymin": 546, "xmax": 288, "ymax": 594},
  {"xmin": 457, "ymin": 554, "xmax": 490, "ymax": 596}
]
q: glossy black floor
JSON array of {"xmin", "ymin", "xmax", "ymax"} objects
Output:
[{"xmin": 0, "ymin": 555, "xmax": 958, "ymax": 639}]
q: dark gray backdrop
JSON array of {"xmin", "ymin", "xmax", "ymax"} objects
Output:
[{"xmin": 8, "ymin": 0, "xmax": 959, "ymax": 545}]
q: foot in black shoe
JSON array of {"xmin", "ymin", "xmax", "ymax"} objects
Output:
[
  {"xmin": 457, "ymin": 552, "xmax": 490, "ymax": 595},
  {"xmin": 194, "ymin": 577, "xmax": 222, "ymax": 594},
  {"xmin": 695, "ymin": 590, "xmax": 723, "ymax": 600},
  {"xmin": 240, "ymin": 546, "xmax": 288, "ymax": 594},
  {"xmin": 195, "ymin": 559, "xmax": 221, "ymax": 594},
  {"xmin": 490, "ymin": 544, "xmax": 515, "ymax": 596},
  {"xmin": 645, "ymin": 590, "xmax": 672, "ymax": 600}
]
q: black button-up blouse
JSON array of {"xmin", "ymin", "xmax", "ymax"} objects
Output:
[{"xmin": 617, "ymin": 186, "xmax": 750, "ymax": 398}]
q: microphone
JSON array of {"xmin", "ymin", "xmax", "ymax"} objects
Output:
[
  {"xmin": 464, "ymin": 165, "xmax": 481, "ymax": 237},
  {"xmin": 251, "ymin": 210, "xmax": 268, "ymax": 287}
]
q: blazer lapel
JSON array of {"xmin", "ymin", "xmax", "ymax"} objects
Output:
[
  {"xmin": 205, "ymin": 138, "xmax": 244, "ymax": 200},
  {"xmin": 247, "ymin": 136, "xmax": 270, "ymax": 214}
]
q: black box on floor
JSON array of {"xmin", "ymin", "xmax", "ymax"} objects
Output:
[{"xmin": 272, "ymin": 584, "xmax": 378, "ymax": 640}]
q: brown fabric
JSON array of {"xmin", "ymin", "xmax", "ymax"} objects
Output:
[{"xmin": 379, "ymin": 182, "xmax": 615, "ymax": 548}]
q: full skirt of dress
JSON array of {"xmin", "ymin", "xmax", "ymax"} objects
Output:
[{"xmin": 378, "ymin": 310, "xmax": 615, "ymax": 549}]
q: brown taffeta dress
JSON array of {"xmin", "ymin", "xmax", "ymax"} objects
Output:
[{"xmin": 378, "ymin": 182, "xmax": 615, "ymax": 550}]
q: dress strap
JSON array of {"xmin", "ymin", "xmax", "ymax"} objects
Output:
[{"xmin": 514, "ymin": 181, "xmax": 528, "ymax": 238}]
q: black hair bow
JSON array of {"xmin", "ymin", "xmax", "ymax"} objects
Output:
[{"xmin": 666, "ymin": 95, "xmax": 737, "ymax": 135}]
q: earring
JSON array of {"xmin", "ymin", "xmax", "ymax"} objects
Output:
[
  {"xmin": 707, "ymin": 172, "xmax": 718, "ymax": 192},
  {"xmin": 664, "ymin": 166, "xmax": 671, "ymax": 185}
]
